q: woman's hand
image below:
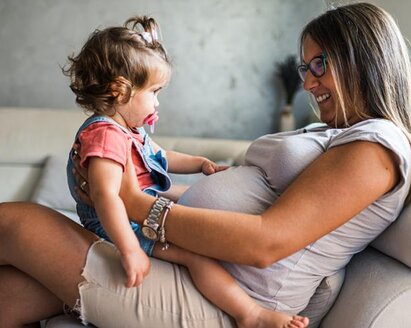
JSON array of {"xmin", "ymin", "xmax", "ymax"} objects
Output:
[{"xmin": 71, "ymin": 143, "xmax": 94, "ymax": 206}]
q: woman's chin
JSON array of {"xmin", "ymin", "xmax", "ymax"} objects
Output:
[
  {"xmin": 319, "ymin": 112, "xmax": 336, "ymax": 127},
  {"xmin": 318, "ymin": 103, "xmax": 337, "ymax": 126}
]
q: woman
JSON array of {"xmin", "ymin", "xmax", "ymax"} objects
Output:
[{"xmin": 1, "ymin": 3, "xmax": 410, "ymax": 327}]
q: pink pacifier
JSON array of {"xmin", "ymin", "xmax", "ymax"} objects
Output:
[{"xmin": 144, "ymin": 110, "xmax": 159, "ymax": 133}]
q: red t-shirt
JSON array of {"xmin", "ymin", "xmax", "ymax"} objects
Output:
[{"xmin": 78, "ymin": 122, "xmax": 154, "ymax": 190}]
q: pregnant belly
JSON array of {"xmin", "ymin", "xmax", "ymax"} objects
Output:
[
  {"xmin": 178, "ymin": 165, "xmax": 319, "ymax": 312},
  {"xmin": 178, "ymin": 166, "xmax": 278, "ymax": 214}
]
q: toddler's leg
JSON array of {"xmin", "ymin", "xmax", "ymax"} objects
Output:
[{"xmin": 153, "ymin": 245, "xmax": 309, "ymax": 328}]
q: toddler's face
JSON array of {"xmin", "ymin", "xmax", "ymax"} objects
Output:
[{"xmin": 118, "ymin": 81, "xmax": 163, "ymax": 129}]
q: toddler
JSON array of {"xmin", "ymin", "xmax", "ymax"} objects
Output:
[{"xmin": 65, "ymin": 16, "xmax": 308, "ymax": 328}]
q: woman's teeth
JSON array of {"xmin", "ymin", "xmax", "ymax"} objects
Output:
[{"xmin": 316, "ymin": 93, "xmax": 331, "ymax": 103}]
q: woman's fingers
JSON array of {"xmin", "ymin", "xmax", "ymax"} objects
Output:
[
  {"xmin": 72, "ymin": 143, "xmax": 88, "ymax": 181},
  {"xmin": 71, "ymin": 142, "xmax": 94, "ymax": 206},
  {"xmin": 74, "ymin": 177, "xmax": 93, "ymax": 206},
  {"xmin": 75, "ymin": 184, "xmax": 93, "ymax": 206}
]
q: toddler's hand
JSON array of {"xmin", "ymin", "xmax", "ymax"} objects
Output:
[
  {"xmin": 201, "ymin": 159, "xmax": 230, "ymax": 175},
  {"xmin": 120, "ymin": 247, "xmax": 151, "ymax": 288}
]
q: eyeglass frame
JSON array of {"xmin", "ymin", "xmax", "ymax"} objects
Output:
[{"xmin": 297, "ymin": 53, "xmax": 327, "ymax": 82}]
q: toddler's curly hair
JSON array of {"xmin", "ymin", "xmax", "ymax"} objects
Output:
[{"xmin": 63, "ymin": 16, "xmax": 171, "ymax": 116}]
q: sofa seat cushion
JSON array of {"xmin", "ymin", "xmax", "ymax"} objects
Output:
[{"xmin": 44, "ymin": 315, "xmax": 93, "ymax": 328}]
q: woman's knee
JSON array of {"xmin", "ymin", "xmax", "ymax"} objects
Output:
[
  {"xmin": 0, "ymin": 202, "xmax": 20, "ymax": 235},
  {"xmin": 0, "ymin": 202, "xmax": 52, "ymax": 250},
  {"xmin": 0, "ymin": 202, "xmax": 33, "ymax": 231},
  {"xmin": 0, "ymin": 202, "xmax": 31, "ymax": 261}
]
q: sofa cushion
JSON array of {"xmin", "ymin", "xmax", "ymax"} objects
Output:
[
  {"xmin": 371, "ymin": 202, "xmax": 411, "ymax": 268},
  {"xmin": 319, "ymin": 247, "xmax": 411, "ymax": 328},
  {"xmin": 0, "ymin": 164, "xmax": 42, "ymax": 201},
  {"xmin": 44, "ymin": 315, "xmax": 93, "ymax": 328},
  {"xmin": 299, "ymin": 268, "xmax": 345, "ymax": 328},
  {"xmin": 30, "ymin": 155, "xmax": 76, "ymax": 212}
]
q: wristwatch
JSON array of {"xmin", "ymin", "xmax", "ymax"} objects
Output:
[{"xmin": 142, "ymin": 196, "xmax": 171, "ymax": 240}]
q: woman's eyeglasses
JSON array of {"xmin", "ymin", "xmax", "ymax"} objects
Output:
[{"xmin": 297, "ymin": 53, "xmax": 327, "ymax": 82}]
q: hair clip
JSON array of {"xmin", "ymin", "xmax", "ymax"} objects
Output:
[{"xmin": 140, "ymin": 30, "xmax": 158, "ymax": 44}]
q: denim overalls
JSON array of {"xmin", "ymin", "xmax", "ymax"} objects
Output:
[{"xmin": 67, "ymin": 115, "xmax": 172, "ymax": 256}]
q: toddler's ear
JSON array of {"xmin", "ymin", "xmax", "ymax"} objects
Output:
[{"xmin": 110, "ymin": 76, "xmax": 133, "ymax": 103}]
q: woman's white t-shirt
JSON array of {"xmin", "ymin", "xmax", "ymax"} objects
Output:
[{"xmin": 179, "ymin": 119, "xmax": 411, "ymax": 313}]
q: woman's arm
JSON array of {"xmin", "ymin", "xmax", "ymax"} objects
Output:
[{"xmin": 121, "ymin": 141, "xmax": 399, "ymax": 267}]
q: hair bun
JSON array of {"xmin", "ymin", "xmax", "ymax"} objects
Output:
[{"xmin": 125, "ymin": 16, "xmax": 160, "ymax": 43}]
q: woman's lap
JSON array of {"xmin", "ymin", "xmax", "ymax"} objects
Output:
[{"xmin": 80, "ymin": 240, "xmax": 235, "ymax": 328}]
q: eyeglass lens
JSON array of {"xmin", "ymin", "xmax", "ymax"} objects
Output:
[{"xmin": 297, "ymin": 56, "xmax": 325, "ymax": 81}]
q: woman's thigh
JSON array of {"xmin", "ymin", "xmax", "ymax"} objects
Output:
[
  {"xmin": 81, "ymin": 240, "xmax": 236, "ymax": 328},
  {"xmin": 0, "ymin": 202, "xmax": 98, "ymax": 307}
]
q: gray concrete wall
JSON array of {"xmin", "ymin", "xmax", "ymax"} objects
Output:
[
  {"xmin": 0, "ymin": 0, "xmax": 324, "ymax": 139},
  {"xmin": 326, "ymin": 0, "xmax": 411, "ymax": 44}
]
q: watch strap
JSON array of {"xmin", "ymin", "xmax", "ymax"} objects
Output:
[{"xmin": 143, "ymin": 196, "xmax": 172, "ymax": 241}]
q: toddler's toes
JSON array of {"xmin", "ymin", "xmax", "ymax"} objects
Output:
[{"xmin": 290, "ymin": 315, "xmax": 309, "ymax": 328}]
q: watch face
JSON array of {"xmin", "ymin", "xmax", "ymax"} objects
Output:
[{"xmin": 142, "ymin": 226, "xmax": 158, "ymax": 240}]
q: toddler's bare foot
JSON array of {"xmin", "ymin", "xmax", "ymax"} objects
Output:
[{"xmin": 237, "ymin": 304, "xmax": 309, "ymax": 328}]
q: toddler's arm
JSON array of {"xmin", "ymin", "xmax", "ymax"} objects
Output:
[
  {"xmin": 149, "ymin": 140, "xmax": 228, "ymax": 175},
  {"xmin": 165, "ymin": 150, "xmax": 229, "ymax": 175},
  {"xmin": 88, "ymin": 157, "xmax": 150, "ymax": 287}
]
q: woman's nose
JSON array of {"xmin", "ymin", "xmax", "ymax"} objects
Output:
[{"xmin": 303, "ymin": 72, "xmax": 320, "ymax": 92}]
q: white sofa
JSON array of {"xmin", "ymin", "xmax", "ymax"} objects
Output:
[{"xmin": 1, "ymin": 107, "xmax": 411, "ymax": 327}]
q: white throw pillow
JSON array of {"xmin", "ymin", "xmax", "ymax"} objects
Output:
[{"xmin": 31, "ymin": 155, "xmax": 76, "ymax": 212}]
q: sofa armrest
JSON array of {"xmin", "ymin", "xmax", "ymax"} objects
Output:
[{"xmin": 320, "ymin": 247, "xmax": 411, "ymax": 328}]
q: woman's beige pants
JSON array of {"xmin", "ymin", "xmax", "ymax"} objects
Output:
[{"xmin": 78, "ymin": 240, "xmax": 236, "ymax": 328}]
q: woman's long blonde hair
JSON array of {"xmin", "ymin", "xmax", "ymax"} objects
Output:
[{"xmin": 300, "ymin": 3, "xmax": 411, "ymax": 143}]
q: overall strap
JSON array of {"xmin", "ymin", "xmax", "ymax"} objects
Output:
[{"xmin": 75, "ymin": 115, "xmax": 133, "ymax": 140}]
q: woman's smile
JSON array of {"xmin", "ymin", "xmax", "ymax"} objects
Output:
[{"xmin": 315, "ymin": 93, "xmax": 331, "ymax": 104}]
